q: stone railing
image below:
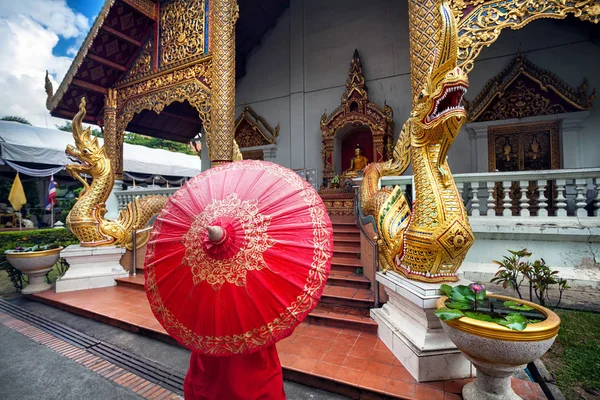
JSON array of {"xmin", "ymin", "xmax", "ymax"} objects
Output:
[
  {"xmin": 382, "ymin": 168, "xmax": 600, "ymax": 218},
  {"xmin": 114, "ymin": 188, "xmax": 178, "ymax": 210},
  {"xmin": 293, "ymin": 168, "xmax": 318, "ymax": 191}
]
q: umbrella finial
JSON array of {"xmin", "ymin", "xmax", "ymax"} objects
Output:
[{"xmin": 207, "ymin": 226, "xmax": 227, "ymax": 245}]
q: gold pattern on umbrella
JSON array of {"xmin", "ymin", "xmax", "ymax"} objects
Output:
[{"xmin": 183, "ymin": 193, "xmax": 276, "ymax": 290}]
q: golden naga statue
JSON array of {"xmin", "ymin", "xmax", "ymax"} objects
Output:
[
  {"xmin": 360, "ymin": 2, "xmax": 474, "ymax": 283},
  {"xmin": 65, "ymin": 98, "xmax": 167, "ymax": 249},
  {"xmin": 342, "ymin": 145, "xmax": 369, "ymax": 178}
]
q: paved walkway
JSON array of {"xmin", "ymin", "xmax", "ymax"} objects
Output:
[{"xmin": 1, "ymin": 295, "xmax": 348, "ymax": 400}]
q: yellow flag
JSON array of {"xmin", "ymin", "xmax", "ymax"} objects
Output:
[{"xmin": 8, "ymin": 173, "xmax": 27, "ymax": 211}]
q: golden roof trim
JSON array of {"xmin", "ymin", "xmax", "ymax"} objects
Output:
[
  {"xmin": 234, "ymin": 104, "xmax": 280, "ymax": 146},
  {"xmin": 46, "ymin": 0, "xmax": 117, "ymax": 113},
  {"xmin": 467, "ymin": 52, "xmax": 595, "ymax": 122}
]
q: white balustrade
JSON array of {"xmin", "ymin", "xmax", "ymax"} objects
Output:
[
  {"xmin": 381, "ymin": 168, "xmax": 600, "ymax": 219},
  {"xmin": 114, "ymin": 188, "xmax": 178, "ymax": 210}
]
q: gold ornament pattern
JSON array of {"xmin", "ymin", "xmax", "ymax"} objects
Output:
[
  {"xmin": 208, "ymin": 0, "xmax": 238, "ymax": 163},
  {"xmin": 182, "ymin": 193, "xmax": 276, "ymax": 290},
  {"xmin": 234, "ymin": 105, "xmax": 280, "ymax": 148},
  {"xmin": 117, "ymin": 80, "xmax": 211, "ymax": 134},
  {"xmin": 452, "ymin": 0, "xmax": 600, "ymax": 74},
  {"xmin": 361, "ymin": 2, "xmax": 474, "ymax": 283},
  {"xmin": 123, "ymin": 0, "xmax": 156, "ymax": 19},
  {"xmin": 467, "ymin": 52, "xmax": 595, "ymax": 122},
  {"xmin": 408, "ymin": 0, "xmax": 439, "ymax": 102},
  {"xmin": 66, "ymin": 98, "xmax": 167, "ymax": 249},
  {"xmin": 145, "ymin": 160, "xmax": 332, "ymax": 355},
  {"xmin": 160, "ymin": 0, "xmax": 206, "ymax": 68}
]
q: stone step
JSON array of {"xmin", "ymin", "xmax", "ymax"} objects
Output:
[
  {"xmin": 306, "ymin": 303, "xmax": 378, "ymax": 333},
  {"xmin": 320, "ymin": 285, "xmax": 374, "ymax": 309},
  {"xmin": 116, "ymin": 272, "xmax": 372, "ymax": 294},
  {"xmin": 327, "ymin": 270, "xmax": 370, "ymax": 290},
  {"xmin": 330, "ymin": 256, "xmax": 363, "ymax": 274},
  {"xmin": 115, "ymin": 274, "xmax": 145, "ymax": 290},
  {"xmin": 332, "ymin": 244, "xmax": 360, "ymax": 259}
]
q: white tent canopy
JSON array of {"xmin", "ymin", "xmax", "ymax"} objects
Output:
[{"xmin": 0, "ymin": 121, "xmax": 201, "ymax": 177}]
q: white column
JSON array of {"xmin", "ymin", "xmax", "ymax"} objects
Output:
[
  {"xmin": 200, "ymin": 133, "xmax": 210, "ymax": 171},
  {"xmin": 537, "ymin": 180, "xmax": 548, "ymax": 217},
  {"xmin": 575, "ymin": 178, "xmax": 588, "ymax": 218},
  {"xmin": 487, "ymin": 181, "xmax": 496, "ymax": 217},
  {"xmin": 519, "ymin": 181, "xmax": 530, "ymax": 217},
  {"xmin": 502, "ymin": 181, "xmax": 512, "ymax": 217},
  {"xmin": 556, "ymin": 179, "xmax": 568, "ymax": 217},
  {"xmin": 561, "ymin": 112, "xmax": 590, "ymax": 169},
  {"xmin": 466, "ymin": 124, "xmax": 490, "ymax": 173},
  {"xmin": 470, "ymin": 182, "xmax": 480, "ymax": 217}
]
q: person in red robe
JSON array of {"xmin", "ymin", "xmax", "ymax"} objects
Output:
[{"xmin": 183, "ymin": 344, "xmax": 286, "ymax": 400}]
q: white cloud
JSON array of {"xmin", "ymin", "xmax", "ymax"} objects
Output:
[{"xmin": 0, "ymin": 1, "xmax": 90, "ymax": 127}]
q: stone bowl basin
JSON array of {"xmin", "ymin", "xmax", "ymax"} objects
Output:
[
  {"xmin": 436, "ymin": 294, "xmax": 560, "ymax": 400},
  {"xmin": 5, "ymin": 247, "xmax": 63, "ymax": 294}
]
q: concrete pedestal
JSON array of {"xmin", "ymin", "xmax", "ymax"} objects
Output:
[
  {"xmin": 56, "ymin": 245, "xmax": 128, "ymax": 293},
  {"xmin": 371, "ymin": 271, "xmax": 475, "ymax": 382}
]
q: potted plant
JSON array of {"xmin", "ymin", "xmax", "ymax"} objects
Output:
[
  {"xmin": 5, "ymin": 243, "xmax": 63, "ymax": 294},
  {"xmin": 330, "ymin": 175, "xmax": 340, "ymax": 188},
  {"xmin": 435, "ymin": 283, "xmax": 560, "ymax": 400}
]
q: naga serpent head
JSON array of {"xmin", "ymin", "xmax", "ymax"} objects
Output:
[
  {"xmin": 66, "ymin": 98, "xmax": 109, "ymax": 176},
  {"xmin": 411, "ymin": 2, "xmax": 469, "ymax": 185}
]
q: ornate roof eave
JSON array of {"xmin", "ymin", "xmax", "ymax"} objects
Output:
[
  {"xmin": 46, "ymin": 0, "xmax": 117, "ymax": 113},
  {"xmin": 234, "ymin": 104, "xmax": 280, "ymax": 145},
  {"xmin": 467, "ymin": 52, "xmax": 595, "ymax": 121}
]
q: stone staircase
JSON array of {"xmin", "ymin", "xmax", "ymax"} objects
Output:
[{"xmin": 115, "ymin": 215, "xmax": 378, "ymax": 333}]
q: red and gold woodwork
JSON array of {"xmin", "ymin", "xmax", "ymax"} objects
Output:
[
  {"xmin": 320, "ymin": 50, "xmax": 394, "ymax": 182},
  {"xmin": 46, "ymin": 0, "xmax": 240, "ymax": 173}
]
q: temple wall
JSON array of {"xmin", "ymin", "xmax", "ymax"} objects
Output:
[{"xmin": 236, "ymin": 2, "xmax": 600, "ymax": 178}]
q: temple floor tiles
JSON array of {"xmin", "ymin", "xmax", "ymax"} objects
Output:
[{"xmin": 29, "ymin": 284, "xmax": 546, "ymax": 400}]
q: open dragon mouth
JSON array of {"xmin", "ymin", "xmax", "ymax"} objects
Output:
[{"xmin": 426, "ymin": 83, "xmax": 467, "ymax": 123}]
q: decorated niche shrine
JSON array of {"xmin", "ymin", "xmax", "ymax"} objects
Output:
[
  {"xmin": 320, "ymin": 50, "xmax": 394, "ymax": 182},
  {"xmin": 234, "ymin": 105, "xmax": 279, "ymax": 161}
]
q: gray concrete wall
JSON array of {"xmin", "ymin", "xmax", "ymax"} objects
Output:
[{"xmin": 235, "ymin": 2, "xmax": 600, "ymax": 180}]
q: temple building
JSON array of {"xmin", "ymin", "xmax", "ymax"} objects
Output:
[{"xmin": 40, "ymin": 0, "xmax": 600, "ymax": 395}]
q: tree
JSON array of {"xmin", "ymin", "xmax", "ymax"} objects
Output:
[
  {"xmin": 57, "ymin": 122, "xmax": 194, "ymax": 155},
  {"xmin": 56, "ymin": 121, "xmax": 103, "ymax": 138},
  {"xmin": 1, "ymin": 116, "xmax": 32, "ymax": 125}
]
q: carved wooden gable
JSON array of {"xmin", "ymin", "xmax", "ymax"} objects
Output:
[
  {"xmin": 234, "ymin": 105, "xmax": 280, "ymax": 148},
  {"xmin": 467, "ymin": 52, "xmax": 595, "ymax": 122}
]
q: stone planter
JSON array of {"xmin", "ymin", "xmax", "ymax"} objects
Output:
[
  {"xmin": 436, "ymin": 294, "xmax": 560, "ymax": 400},
  {"xmin": 5, "ymin": 247, "xmax": 63, "ymax": 294}
]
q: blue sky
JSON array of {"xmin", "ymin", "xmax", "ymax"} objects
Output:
[
  {"xmin": 53, "ymin": 0, "xmax": 103, "ymax": 57},
  {"xmin": 0, "ymin": 0, "xmax": 106, "ymax": 127}
]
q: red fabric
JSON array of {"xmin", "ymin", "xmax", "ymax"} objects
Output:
[
  {"xmin": 145, "ymin": 160, "xmax": 333, "ymax": 356},
  {"xmin": 184, "ymin": 345, "xmax": 286, "ymax": 400}
]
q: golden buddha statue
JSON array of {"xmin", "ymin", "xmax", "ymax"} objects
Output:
[{"xmin": 343, "ymin": 145, "xmax": 369, "ymax": 178}]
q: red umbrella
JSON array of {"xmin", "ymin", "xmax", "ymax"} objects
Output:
[{"xmin": 145, "ymin": 160, "xmax": 333, "ymax": 356}]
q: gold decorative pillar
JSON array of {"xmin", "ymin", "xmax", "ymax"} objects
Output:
[
  {"xmin": 208, "ymin": 0, "xmax": 239, "ymax": 164},
  {"xmin": 103, "ymin": 88, "xmax": 123, "ymax": 179},
  {"xmin": 408, "ymin": 0, "xmax": 439, "ymax": 104}
]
